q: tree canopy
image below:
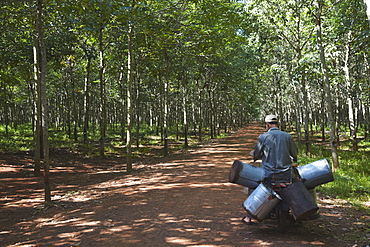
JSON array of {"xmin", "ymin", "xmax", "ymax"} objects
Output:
[{"xmin": 1, "ymin": 0, "xmax": 370, "ymax": 172}]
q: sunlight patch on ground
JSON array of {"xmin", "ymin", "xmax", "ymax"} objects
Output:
[
  {"xmin": 7, "ymin": 244, "xmax": 36, "ymax": 247},
  {"xmin": 52, "ymin": 191, "xmax": 101, "ymax": 202},
  {"xmin": 80, "ymin": 228, "xmax": 94, "ymax": 233},
  {"xmin": 81, "ymin": 211, "xmax": 95, "ymax": 215},
  {"xmin": 0, "ymin": 230, "xmax": 11, "ymax": 234},
  {"xmin": 165, "ymin": 236, "xmax": 199, "ymax": 245},
  {"xmin": 75, "ymin": 220, "xmax": 100, "ymax": 226},
  {"xmin": 57, "ymin": 232, "xmax": 81, "ymax": 238},
  {"xmin": 155, "ymin": 163, "xmax": 184, "ymax": 167},
  {"xmin": 255, "ymin": 239, "xmax": 273, "ymax": 245},
  {"xmin": 95, "ymin": 170, "xmax": 123, "ymax": 174},
  {"xmin": 3, "ymin": 196, "xmax": 44, "ymax": 208},
  {"xmin": 320, "ymin": 198, "xmax": 352, "ymax": 208},
  {"xmin": 188, "ymin": 183, "xmax": 233, "ymax": 188},
  {"xmin": 96, "ymin": 174, "xmax": 174, "ymax": 189},
  {"xmin": 198, "ymin": 219, "xmax": 212, "ymax": 222},
  {"xmin": 107, "ymin": 227, "xmax": 124, "ymax": 232},
  {"xmin": 184, "ymin": 228, "xmax": 211, "ymax": 232},
  {"xmin": 35, "ymin": 217, "xmax": 81, "ymax": 227},
  {"xmin": 229, "ymin": 217, "xmax": 244, "ymax": 225},
  {"xmin": 207, "ymin": 150, "xmax": 241, "ymax": 153},
  {"xmin": 192, "ymin": 149, "xmax": 241, "ymax": 154},
  {"xmin": 107, "ymin": 225, "xmax": 132, "ymax": 232}
]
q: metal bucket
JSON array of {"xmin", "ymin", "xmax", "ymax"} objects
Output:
[
  {"xmin": 279, "ymin": 181, "xmax": 319, "ymax": 221},
  {"xmin": 243, "ymin": 183, "xmax": 281, "ymax": 221},
  {"xmin": 303, "ymin": 189, "xmax": 320, "ymax": 220},
  {"xmin": 297, "ymin": 159, "xmax": 334, "ymax": 189},
  {"xmin": 229, "ymin": 160, "xmax": 264, "ymax": 189}
]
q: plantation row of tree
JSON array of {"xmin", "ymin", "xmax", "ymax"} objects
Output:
[
  {"xmin": 245, "ymin": 0, "xmax": 370, "ymax": 168},
  {"xmin": 254, "ymin": 1, "xmax": 370, "ymax": 167},
  {"xmin": 1, "ymin": 0, "xmax": 259, "ymax": 181},
  {"xmin": 1, "ymin": 0, "xmax": 370, "ymax": 188}
]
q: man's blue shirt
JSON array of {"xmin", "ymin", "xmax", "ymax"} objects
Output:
[{"xmin": 253, "ymin": 127, "xmax": 298, "ymax": 180}]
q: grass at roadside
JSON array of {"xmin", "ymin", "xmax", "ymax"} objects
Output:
[
  {"xmin": 0, "ymin": 123, "xmax": 231, "ymax": 158},
  {"xmin": 296, "ymin": 141, "xmax": 370, "ymax": 211}
]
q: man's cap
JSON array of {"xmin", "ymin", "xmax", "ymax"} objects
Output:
[{"xmin": 265, "ymin": 114, "xmax": 278, "ymax": 123}]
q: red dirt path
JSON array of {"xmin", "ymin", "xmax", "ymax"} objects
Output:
[{"xmin": 0, "ymin": 123, "xmax": 369, "ymax": 247}]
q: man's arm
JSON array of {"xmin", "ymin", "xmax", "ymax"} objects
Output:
[
  {"xmin": 253, "ymin": 136, "xmax": 263, "ymax": 161},
  {"xmin": 289, "ymin": 137, "xmax": 298, "ymax": 162}
]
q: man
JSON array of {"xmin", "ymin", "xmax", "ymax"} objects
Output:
[
  {"xmin": 253, "ymin": 114, "xmax": 298, "ymax": 183},
  {"xmin": 242, "ymin": 114, "xmax": 298, "ymax": 225}
]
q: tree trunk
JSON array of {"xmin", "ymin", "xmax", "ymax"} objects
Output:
[
  {"xmin": 37, "ymin": 0, "xmax": 51, "ymax": 204},
  {"xmin": 274, "ymin": 74, "xmax": 284, "ymax": 131},
  {"xmin": 126, "ymin": 23, "xmax": 133, "ymax": 173},
  {"xmin": 198, "ymin": 84, "xmax": 203, "ymax": 142},
  {"xmin": 301, "ymin": 72, "xmax": 310, "ymax": 155},
  {"xmin": 315, "ymin": 2, "xmax": 339, "ymax": 169},
  {"xmin": 163, "ymin": 49, "xmax": 169, "ymax": 157},
  {"xmin": 365, "ymin": 103, "xmax": 370, "ymax": 139},
  {"xmin": 183, "ymin": 87, "xmax": 188, "ymax": 148},
  {"xmin": 135, "ymin": 71, "xmax": 140, "ymax": 148},
  {"xmin": 208, "ymin": 87, "xmax": 214, "ymax": 139},
  {"xmin": 163, "ymin": 77, "xmax": 169, "ymax": 157},
  {"xmin": 118, "ymin": 66, "xmax": 126, "ymax": 142},
  {"xmin": 33, "ymin": 32, "xmax": 42, "ymax": 177},
  {"xmin": 2, "ymin": 82, "xmax": 10, "ymax": 137},
  {"xmin": 364, "ymin": 54, "xmax": 370, "ymax": 138},
  {"xmin": 83, "ymin": 50, "xmax": 91, "ymax": 144},
  {"xmin": 343, "ymin": 32, "xmax": 358, "ymax": 151},
  {"xmin": 98, "ymin": 26, "xmax": 106, "ymax": 159},
  {"xmin": 163, "ymin": 81, "xmax": 169, "ymax": 157},
  {"xmin": 69, "ymin": 61, "xmax": 78, "ymax": 142},
  {"xmin": 320, "ymin": 93, "xmax": 326, "ymax": 142},
  {"xmin": 293, "ymin": 82, "xmax": 302, "ymax": 143}
]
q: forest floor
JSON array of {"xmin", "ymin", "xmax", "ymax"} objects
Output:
[{"xmin": 0, "ymin": 122, "xmax": 369, "ymax": 247}]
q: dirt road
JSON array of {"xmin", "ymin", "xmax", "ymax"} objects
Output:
[{"xmin": 0, "ymin": 123, "xmax": 368, "ymax": 246}]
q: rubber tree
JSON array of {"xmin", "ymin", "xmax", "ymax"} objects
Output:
[
  {"xmin": 254, "ymin": 0, "xmax": 316, "ymax": 155},
  {"xmin": 314, "ymin": 0, "xmax": 339, "ymax": 169},
  {"xmin": 35, "ymin": 0, "xmax": 51, "ymax": 204},
  {"xmin": 126, "ymin": 22, "xmax": 133, "ymax": 172},
  {"xmin": 333, "ymin": 0, "xmax": 370, "ymax": 150}
]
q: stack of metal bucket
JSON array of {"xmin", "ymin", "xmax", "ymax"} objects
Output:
[{"xmin": 229, "ymin": 159, "xmax": 334, "ymax": 221}]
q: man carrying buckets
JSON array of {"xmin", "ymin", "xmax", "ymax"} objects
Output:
[{"xmin": 242, "ymin": 114, "xmax": 298, "ymax": 224}]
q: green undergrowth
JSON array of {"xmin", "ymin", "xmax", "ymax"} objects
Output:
[
  {"xmin": 0, "ymin": 123, "xmax": 232, "ymax": 158},
  {"xmin": 297, "ymin": 142, "xmax": 370, "ymax": 211}
]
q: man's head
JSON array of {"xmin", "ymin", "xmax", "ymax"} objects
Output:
[{"xmin": 264, "ymin": 114, "xmax": 278, "ymax": 129}]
